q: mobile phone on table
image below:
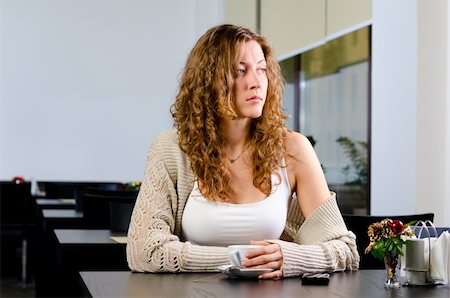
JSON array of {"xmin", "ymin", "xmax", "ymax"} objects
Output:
[{"xmin": 301, "ymin": 273, "xmax": 330, "ymax": 285}]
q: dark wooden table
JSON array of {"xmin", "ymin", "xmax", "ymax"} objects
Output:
[
  {"xmin": 42, "ymin": 208, "xmax": 83, "ymax": 228},
  {"xmin": 35, "ymin": 210, "xmax": 84, "ymax": 297},
  {"xmin": 52, "ymin": 229, "xmax": 128, "ymax": 297},
  {"xmin": 35, "ymin": 198, "xmax": 75, "ymax": 210},
  {"xmin": 80, "ymin": 270, "xmax": 450, "ymax": 298}
]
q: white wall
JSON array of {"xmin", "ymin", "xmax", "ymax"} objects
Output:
[
  {"xmin": 416, "ymin": 0, "xmax": 450, "ymax": 228},
  {"xmin": 371, "ymin": 0, "xmax": 450, "ymax": 226},
  {"xmin": 371, "ymin": 0, "xmax": 417, "ymax": 216},
  {"xmin": 0, "ymin": 0, "xmax": 224, "ymax": 182},
  {"xmin": 447, "ymin": 0, "xmax": 450, "ymax": 229}
]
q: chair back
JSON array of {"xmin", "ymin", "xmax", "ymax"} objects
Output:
[
  {"xmin": 82, "ymin": 189, "xmax": 138, "ymax": 229},
  {"xmin": 39, "ymin": 181, "xmax": 123, "ymax": 199},
  {"xmin": 74, "ymin": 185, "xmax": 132, "ymax": 212},
  {"xmin": 109, "ymin": 201, "xmax": 135, "ymax": 234},
  {"xmin": 342, "ymin": 213, "xmax": 435, "ymax": 269},
  {"xmin": 0, "ymin": 182, "xmax": 32, "ymax": 225}
]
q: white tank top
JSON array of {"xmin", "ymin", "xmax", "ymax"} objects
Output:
[{"xmin": 181, "ymin": 166, "xmax": 292, "ymax": 246}]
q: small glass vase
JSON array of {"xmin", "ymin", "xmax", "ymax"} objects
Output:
[{"xmin": 384, "ymin": 251, "xmax": 401, "ymax": 288}]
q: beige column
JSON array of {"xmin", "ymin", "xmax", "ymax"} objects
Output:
[{"xmin": 416, "ymin": 0, "xmax": 450, "ymax": 226}]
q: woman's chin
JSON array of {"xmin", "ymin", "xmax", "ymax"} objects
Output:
[{"xmin": 242, "ymin": 109, "xmax": 263, "ymax": 119}]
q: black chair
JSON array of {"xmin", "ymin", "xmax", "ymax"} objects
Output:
[
  {"xmin": 82, "ymin": 188, "xmax": 138, "ymax": 229},
  {"xmin": 38, "ymin": 181, "xmax": 123, "ymax": 199},
  {"xmin": 73, "ymin": 183, "xmax": 128, "ymax": 212},
  {"xmin": 342, "ymin": 213, "xmax": 435, "ymax": 269},
  {"xmin": 36, "ymin": 181, "xmax": 124, "ymax": 214},
  {"xmin": 109, "ymin": 201, "xmax": 135, "ymax": 234},
  {"xmin": 414, "ymin": 226, "xmax": 450, "ymax": 238},
  {"xmin": 0, "ymin": 181, "xmax": 35, "ymax": 283}
]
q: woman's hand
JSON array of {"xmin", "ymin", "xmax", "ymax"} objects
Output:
[{"xmin": 241, "ymin": 240, "xmax": 283, "ymax": 279}]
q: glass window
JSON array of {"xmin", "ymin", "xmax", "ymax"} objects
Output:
[{"xmin": 280, "ymin": 26, "xmax": 370, "ymax": 215}]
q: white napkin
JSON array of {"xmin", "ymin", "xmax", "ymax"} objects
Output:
[
  {"xmin": 401, "ymin": 235, "xmax": 437, "ymax": 276},
  {"xmin": 430, "ymin": 231, "xmax": 450, "ymax": 284}
]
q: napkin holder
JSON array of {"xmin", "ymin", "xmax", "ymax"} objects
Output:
[{"xmin": 403, "ymin": 220, "xmax": 437, "ymax": 286}]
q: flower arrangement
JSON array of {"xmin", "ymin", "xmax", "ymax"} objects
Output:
[{"xmin": 365, "ymin": 218, "xmax": 415, "ymax": 260}]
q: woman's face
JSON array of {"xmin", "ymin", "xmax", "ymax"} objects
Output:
[{"xmin": 232, "ymin": 40, "xmax": 268, "ymax": 119}]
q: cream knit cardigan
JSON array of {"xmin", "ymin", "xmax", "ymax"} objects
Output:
[{"xmin": 126, "ymin": 130, "xmax": 360, "ymax": 277}]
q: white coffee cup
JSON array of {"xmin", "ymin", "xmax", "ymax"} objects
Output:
[{"xmin": 228, "ymin": 245, "xmax": 262, "ymax": 268}]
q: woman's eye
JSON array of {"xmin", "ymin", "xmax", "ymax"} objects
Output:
[
  {"xmin": 258, "ymin": 67, "xmax": 267, "ymax": 73},
  {"xmin": 237, "ymin": 68, "xmax": 246, "ymax": 75}
]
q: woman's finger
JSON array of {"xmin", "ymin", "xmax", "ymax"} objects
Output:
[
  {"xmin": 258, "ymin": 269, "xmax": 283, "ymax": 280},
  {"xmin": 246, "ymin": 260, "xmax": 282, "ymax": 270},
  {"xmin": 242, "ymin": 251, "xmax": 282, "ymax": 267},
  {"xmin": 243, "ymin": 240, "xmax": 284, "ymax": 279},
  {"xmin": 245, "ymin": 243, "xmax": 279, "ymax": 258}
]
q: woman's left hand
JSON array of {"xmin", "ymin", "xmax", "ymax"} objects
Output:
[{"xmin": 241, "ymin": 240, "xmax": 283, "ymax": 279}]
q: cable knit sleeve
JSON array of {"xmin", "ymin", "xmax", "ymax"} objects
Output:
[
  {"xmin": 267, "ymin": 193, "xmax": 360, "ymax": 277},
  {"xmin": 126, "ymin": 131, "xmax": 229, "ymax": 273}
]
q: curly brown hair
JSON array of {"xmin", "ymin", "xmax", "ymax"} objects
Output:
[{"xmin": 171, "ymin": 24, "xmax": 288, "ymax": 202}]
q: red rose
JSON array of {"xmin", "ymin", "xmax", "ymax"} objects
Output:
[{"xmin": 391, "ymin": 220, "xmax": 404, "ymax": 234}]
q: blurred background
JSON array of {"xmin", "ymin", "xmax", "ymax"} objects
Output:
[
  {"xmin": 1, "ymin": 0, "xmax": 449, "ymax": 296},
  {"xmin": 1, "ymin": 0, "xmax": 449, "ymax": 237}
]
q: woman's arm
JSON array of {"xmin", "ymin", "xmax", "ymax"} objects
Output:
[
  {"xmin": 244, "ymin": 132, "xmax": 359, "ymax": 278},
  {"xmin": 279, "ymin": 132, "xmax": 359, "ymax": 276},
  {"xmin": 269, "ymin": 193, "xmax": 360, "ymax": 277},
  {"xmin": 126, "ymin": 131, "xmax": 229, "ymax": 272},
  {"xmin": 244, "ymin": 193, "xmax": 359, "ymax": 278},
  {"xmin": 287, "ymin": 132, "xmax": 330, "ymax": 218}
]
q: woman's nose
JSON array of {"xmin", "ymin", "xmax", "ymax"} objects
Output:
[{"xmin": 248, "ymin": 69, "xmax": 261, "ymax": 89}]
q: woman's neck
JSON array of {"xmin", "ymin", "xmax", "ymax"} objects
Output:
[{"xmin": 220, "ymin": 118, "xmax": 251, "ymax": 151}]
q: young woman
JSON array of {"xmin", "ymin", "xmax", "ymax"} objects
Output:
[{"xmin": 126, "ymin": 24, "xmax": 359, "ymax": 279}]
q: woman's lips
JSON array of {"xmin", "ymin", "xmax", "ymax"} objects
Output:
[{"xmin": 246, "ymin": 96, "xmax": 261, "ymax": 101}]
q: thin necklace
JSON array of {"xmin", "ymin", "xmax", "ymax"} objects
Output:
[{"xmin": 227, "ymin": 144, "xmax": 250, "ymax": 164}]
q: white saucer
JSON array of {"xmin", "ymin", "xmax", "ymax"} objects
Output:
[{"xmin": 218, "ymin": 265, "xmax": 273, "ymax": 279}]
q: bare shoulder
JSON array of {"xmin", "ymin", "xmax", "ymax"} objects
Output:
[
  {"xmin": 284, "ymin": 131, "xmax": 316, "ymax": 162},
  {"xmin": 284, "ymin": 131, "xmax": 330, "ymax": 217}
]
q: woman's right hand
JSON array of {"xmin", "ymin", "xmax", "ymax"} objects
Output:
[{"xmin": 241, "ymin": 240, "xmax": 284, "ymax": 279}]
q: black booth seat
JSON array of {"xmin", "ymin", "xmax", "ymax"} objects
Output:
[{"xmin": 342, "ymin": 213, "xmax": 435, "ymax": 269}]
